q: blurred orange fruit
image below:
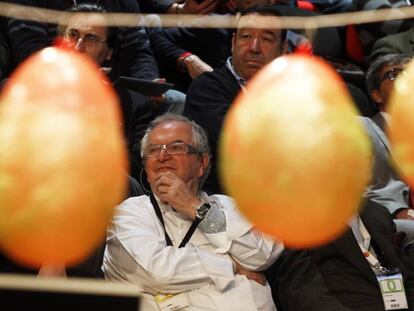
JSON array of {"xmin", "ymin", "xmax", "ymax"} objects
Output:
[
  {"xmin": 388, "ymin": 59, "xmax": 414, "ymax": 186},
  {"xmin": 0, "ymin": 47, "xmax": 128, "ymax": 267},
  {"xmin": 219, "ymin": 54, "xmax": 371, "ymax": 248}
]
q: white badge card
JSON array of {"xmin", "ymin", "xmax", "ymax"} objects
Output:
[
  {"xmin": 377, "ymin": 273, "xmax": 408, "ymax": 310},
  {"xmin": 155, "ymin": 293, "xmax": 190, "ymax": 311}
]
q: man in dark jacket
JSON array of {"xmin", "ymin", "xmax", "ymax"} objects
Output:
[
  {"xmin": 353, "ymin": 0, "xmax": 413, "ymax": 63},
  {"xmin": 266, "ymin": 199, "xmax": 414, "ymax": 311},
  {"xmin": 3, "ymin": 0, "xmax": 159, "ymax": 80},
  {"xmin": 0, "ymin": 3, "xmax": 148, "ymax": 278},
  {"xmin": 0, "ymin": 25, "xmax": 10, "ymax": 80},
  {"xmin": 183, "ymin": 5, "xmax": 287, "ymax": 194}
]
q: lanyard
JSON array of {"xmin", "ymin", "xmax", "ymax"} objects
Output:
[
  {"xmin": 149, "ymin": 194, "xmax": 201, "ymax": 248},
  {"xmin": 355, "ymin": 218, "xmax": 388, "ymax": 274}
]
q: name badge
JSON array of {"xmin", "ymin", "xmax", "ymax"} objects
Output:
[
  {"xmin": 377, "ymin": 272, "xmax": 408, "ymax": 310},
  {"xmin": 155, "ymin": 292, "xmax": 190, "ymax": 311}
]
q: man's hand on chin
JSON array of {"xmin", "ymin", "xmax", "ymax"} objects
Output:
[{"xmin": 154, "ymin": 171, "xmax": 201, "ymax": 220}]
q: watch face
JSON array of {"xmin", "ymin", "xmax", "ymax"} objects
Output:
[{"xmin": 196, "ymin": 203, "xmax": 211, "ymax": 219}]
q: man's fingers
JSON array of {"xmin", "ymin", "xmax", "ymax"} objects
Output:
[
  {"xmin": 156, "ymin": 184, "xmax": 169, "ymax": 192},
  {"xmin": 196, "ymin": 0, "xmax": 217, "ymax": 11},
  {"xmin": 226, "ymin": 0, "xmax": 237, "ymax": 11},
  {"xmin": 245, "ymin": 271, "xmax": 266, "ymax": 285},
  {"xmin": 155, "ymin": 171, "xmax": 175, "ymax": 182},
  {"xmin": 200, "ymin": 0, "xmax": 218, "ymax": 14},
  {"xmin": 153, "ymin": 78, "xmax": 166, "ymax": 83},
  {"xmin": 253, "ymin": 273, "xmax": 267, "ymax": 286},
  {"xmin": 187, "ymin": 177, "xmax": 197, "ymax": 189},
  {"xmin": 200, "ymin": 0, "xmax": 218, "ymax": 8},
  {"xmin": 236, "ymin": 265, "xmax": 266, "ymax": 286},
  {"xmin": 154, "ymin": 177, "xmax": 172, "ymax": 194}
]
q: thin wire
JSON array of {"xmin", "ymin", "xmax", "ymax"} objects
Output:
[
  {"xmin": 1, "ymin": 2, "xmax": 414, "ymax": 30},
  {"xmin": 139, "ymin": 168, "xmax": 152, "ymax": 194}
]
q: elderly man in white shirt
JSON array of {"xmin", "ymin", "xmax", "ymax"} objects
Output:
[{"xmin": 102, "ymin": 113, "xmax": 283, "ymax": 310}]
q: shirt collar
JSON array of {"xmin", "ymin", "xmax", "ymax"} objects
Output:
[
  {"xmin": 380, "ymin": 111, "xmax": 391, "ymax": 125},
  {"xmin": 226, "ymin": 57, "xmax": 247, "ymax": 93},
  {"xmin": 153, "ymin": 192, "xmax": 209, "ymax": 213}
]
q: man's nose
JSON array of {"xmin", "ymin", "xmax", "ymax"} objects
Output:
[
  {"xmin": 249, "ymin": 38, "xmax": 260, "ymax": 53},
  {"xmin": 74, "ymin": 38, "xmax": 85, "ymax": 52},
  {"xmin": 157, "ymin": 148, "xmax": 170, "ymax": 162}
]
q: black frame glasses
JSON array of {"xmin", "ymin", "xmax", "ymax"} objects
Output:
[
  {"xmin": 144, "ymin": 141, "xmax": 201, "ymax": 158},
  {"xmin": 380, "ymin": 67, "xmax": 406, "ymax": 84},
  {"xmin": 64, "ymin": 29, "xmax": 107, "ymax": 47}
]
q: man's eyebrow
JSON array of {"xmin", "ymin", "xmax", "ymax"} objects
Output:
[
  {"xmin": 148, "ymin": 139, "xmax": 185, "ymax": 146},
  {"xmin": 66, "ymin": 27, "xmax": 100, "ymax": 36},
  {"xmin": 237, "ymin": 28, "xmax": 278, "ymax": 37},
  {"xmin": 165, "ymin": 139, "xmax": 186, "ymax": 144},
  {"xmin": 263, "ymin": 30, "xmax": 278, "ymax": 37}
]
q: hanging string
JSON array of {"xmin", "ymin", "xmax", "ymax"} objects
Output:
[{"xmin": 1, "ymin": 2, "xmax": 414, "ymax": 30}]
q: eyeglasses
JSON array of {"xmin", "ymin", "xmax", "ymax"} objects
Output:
[
  {"xmin": 380, "ymin": 68, "xmax": 406, "ymax": 83},
  {"xmin": 64, "ymin": 29, "xmax": 107, "ymax": 47},
  {"xmin": 144, "ymin": 141, "xmax": 201, "ymax": 158}
]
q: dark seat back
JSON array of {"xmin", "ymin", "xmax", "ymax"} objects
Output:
[{"xmin": 346, "ymin": 83, "xmax": 378, "ymax": 117}]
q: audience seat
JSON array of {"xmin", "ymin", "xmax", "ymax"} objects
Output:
[{"xmin": 345, "ymin": 82, "xmax": 378, "ymax": 117}]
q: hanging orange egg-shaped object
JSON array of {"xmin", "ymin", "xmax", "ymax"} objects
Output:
[
  {"xmin": 0, "ymin": 47, "xmax": 128, "ymax": 267},
  {"xmin": 219, "ymin": 54, "xmax": 371, "ymax": 248}
]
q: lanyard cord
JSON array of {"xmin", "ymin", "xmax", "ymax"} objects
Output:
[
  {"xmin": 149, "ymin": 194, "xmax": 201, "ymax": 248},
  {"xmin": 355, "ymin": 218, "xmax": 388, "ymax": 274}
]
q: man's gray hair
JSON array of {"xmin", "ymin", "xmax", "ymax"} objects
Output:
[{"xmin": 141, "ymin": 113, "xmax": 212, "ymax": 191}]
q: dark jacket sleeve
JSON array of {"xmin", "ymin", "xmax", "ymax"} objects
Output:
[
  {"xmin": 266, "ymin": 249, "xmax": 353, "ymax": 311},
  {"xmin": 184, "ymin": 68, "xmax": 240, "ymax": 194},
  {"xmin": 162, "ymin": 24, "xmax": 232, "ymax": 69},
  {"xmin": 5, "ymin": 0, "xmax": 51, "ymax": 66},
  {"xmin": 148, "ymin": 27, "xmax": 187, "ymax": 70},
  {"xmin": 139, "ymin": 0, "xmax": 174, "ymax": 13},
  {"xmin": 114, "ymin": 84, "xmax": 156, "ymax": 179},
  {"xmin": 184, "ymin": 70, "xmax": 237, "ymax": 149},
  {"xmin": 0, "ymin": 24, "xmax": 11, "ymax": 79},
  {"xmin": 116, "ymin": 0, "xmax": 159, "ymax": 80}
]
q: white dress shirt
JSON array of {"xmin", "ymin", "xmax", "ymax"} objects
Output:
[{"xmin": 102, "ymin": 194, "xmax": 283, "ymax": 310}]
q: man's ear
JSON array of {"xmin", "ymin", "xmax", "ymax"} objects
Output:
[
  {"xmin": 105, "ymin": 48, "xmax": 113, "ymax": 61},
  {"xmin": 282, "ymin": 39, "xmax": 288, "ymax": 54},
  {"xmin": 198, "ymin": 153, "xmax": 210, "ymax": 178},
  {"xmin": 231, "ymin": 32, "xmax": 236, "ymax": 55},
  {"xmin": 370, "ymin": 89, "xmax": 383, "ymax": 104}
]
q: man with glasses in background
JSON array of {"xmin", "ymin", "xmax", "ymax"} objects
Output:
[
  {"xmin": 0, "ymin": 3, "xmax": 147, "ymax": 277},
  {"xmin": 61, "ymin": 3, "xmax": 172, "ymax": 183},
  {"xmin": 63, "ymin": 4, "xmax": 115, "ymax": 74},
  {"xmin": 4, "ymin": 0, "xmax": 159, "ymax": 80},
  {"xmin": 103, "ymin": 113, "xmax": 284, "ymax": 311},
  {"xmin": 360, "ymin": 53, "xmax": 414, "ymax": 246}
]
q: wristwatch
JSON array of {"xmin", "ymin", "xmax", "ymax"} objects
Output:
[{"xmin": 195, "ymin": 202, "xmax": 212, "ymax": 220}]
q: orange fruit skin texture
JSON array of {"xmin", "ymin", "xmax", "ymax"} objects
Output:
[
  {"xmin": 219, "ymin": 54, "xmax": 372, "ymax": 248},
  {"xmin": 0, "ymin": 48, "xmax": 128, "ymax": 268},
  {"xmin": 388, "ymin": 60, "xmax": 414, "ymax": 187}
]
